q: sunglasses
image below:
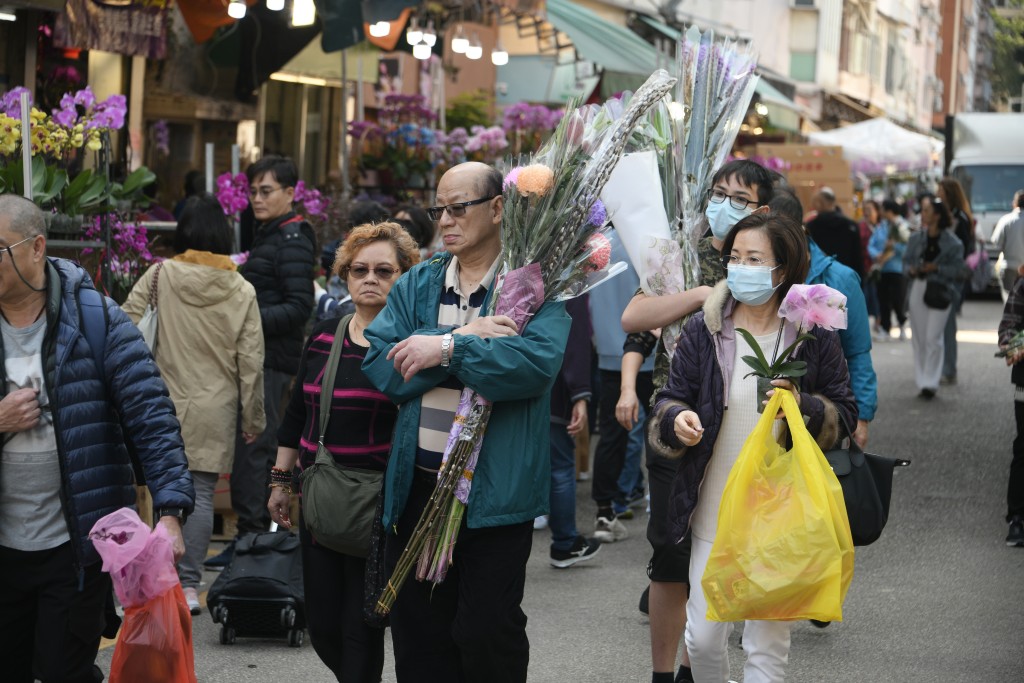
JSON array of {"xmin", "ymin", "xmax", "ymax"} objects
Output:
[
  {"xmin": 347, "ymin": 265, "xmax": 398, "ymax": 280},
  {"xmin": 426, "ymin": 196, "xmax": 497, "ymax": 221}
]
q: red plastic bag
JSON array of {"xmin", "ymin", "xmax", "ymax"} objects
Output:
[{"xmin": 109, "ymin": 584, "xmax": 197, "ymax": 683}]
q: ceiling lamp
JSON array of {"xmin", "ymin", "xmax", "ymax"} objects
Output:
[
  {"xmin": 292, "ymin": 0, "xmax": 316, "ymax": 27},
  {"xmin": 0, "ymin": 7, "xmax": 16, "ymax": 21},
  {"xmin": 451, "ymin": 24, "xmax": 469, "ymax": 54},
  {"xmin": 465, "ymin": 35, "xmax": 482, "ymax": 61},
  {"xmin": 227, "ymin": 0, "xmax": 246, "ymax": 19},
  {"xmin": 266, "ymin": 0, "xmax": 284, "ymax": 11},
  {"xmin": 422, "ymin": 20, "xmax": 437, "ymax": 47},
  {"xmin": 406, "ymin": 17, "xmax": 422, "ymax": 46},
  {"xmin": 491, "ymin": 41, "xmax": 508, "ymax": 66},
  {"xmin": 413, "ymin": 42, "xmax": 432, "ymax": 60},
  {"xmin": 369, "ymin": 20, "xmax": 391, "ymax": 38}
]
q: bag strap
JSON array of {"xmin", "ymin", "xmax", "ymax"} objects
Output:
[
  {"xmin": 78, "ymin": 286, "xmax": 108, "ymax": 379},
  {"xmin": 149, "ymin": 262, "xmax": 163, "ymax": 309},
  {"xmin": 318, "ymin": 314, "xmax": 354, "ymax": 448}
]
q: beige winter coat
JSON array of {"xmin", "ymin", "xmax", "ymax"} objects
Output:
[{"xmin": 123, "ymin": 251, "xmax": 266, "ymax": 473}]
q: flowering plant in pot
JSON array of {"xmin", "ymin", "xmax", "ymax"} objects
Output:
[{"xmin": 736, "ymin": 283, "xmax": 848, "ymax": 413}]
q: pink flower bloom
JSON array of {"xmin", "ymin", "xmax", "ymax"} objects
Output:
[
  {"xmin": 503, "ymin": 167, "xmax": 521, "ymax": 191},
  {"xmin": 778, "ymin": 283, "xmax": 848, "ymax": 331}
]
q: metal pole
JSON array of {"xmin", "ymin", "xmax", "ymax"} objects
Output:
[
  {"xmin": 100, "ymin": 132, "xmax": 112, "ymax": 295},
  {"xmin": 205, "ymin": 143, "xmax": 214, "ymax": 193},
  {"xmin": 20, "ymin": 92, "xmax": 31, "ymax": 200},
  {"xmin": 341, "ymin": 50, "xmax": 351, "ymax": 202},
  {"xmin": 231, "ymin": 144, "xmax": 241, "ymax": 251},
  {"xmin": 356, "ymin": 49, "xmax": 364, "ymax": 122}
]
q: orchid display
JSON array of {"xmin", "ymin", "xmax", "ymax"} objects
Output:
[
  {"xmin": 736, "ymin": 284, "xmax": 848, "ymax": 411},
  {"xmin": 376, "ymin": 70, "xmax": 677, "ymax": 616},
  {"xmin": 215, "ymin": 172, "xmax": 249, "ymax": 219},
  {"xmin": 83, "ymin": 213, "xmax": 157, "ymax": 292},
  {"xmin": 350, "ymin": 94, "xmax": 440, "ymax": 186},
  {"xmin": 502, "ymin": 102, "xmax": 564, "ymax": 155}
]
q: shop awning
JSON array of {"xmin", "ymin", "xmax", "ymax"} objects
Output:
[
  {"xmin": 807, "ymin": 117, "xmax": 937, "ymax": 175},
  {"xmin": 545, "ymin": 0, "xmax": 657, "ymax": 76},
  {"xmin": 496, "ymin": 55, "xmax": 600, "ymax": 106}
]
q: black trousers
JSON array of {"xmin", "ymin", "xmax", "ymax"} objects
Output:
[
  {"xmin": 0, "ymin": 542, "xmax": 110, "ymax": 683},
  {"xmin": 591, "ymin": 369, "xmax": 655, "ymax": 506},
  {"xmin": 385, "ymin": 470, "xmax": 533, "ymax": 683},
  {"xmin": 877, "ymin": 271, "xmax": 907, "ymax": 332},
  {"xmin": 299, "ymin": 522, "xmax": 385, "ymax": 682},
  {"xmin": 1010, "ymin": 399, "xmax": 1024, "ymax": 521}
]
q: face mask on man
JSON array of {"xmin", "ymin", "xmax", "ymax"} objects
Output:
[
  {"xmin": 705, "ymin": 200, "xmax": 755, "ymax": 241},
  {"xmin": 727, "ymin": 264, "xmax": 780, "ymax": 306}
]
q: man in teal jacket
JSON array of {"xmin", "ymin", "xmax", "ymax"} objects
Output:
[{"xmin": 364, "ymin": 162, "xmax": 570, "ymax": 683}]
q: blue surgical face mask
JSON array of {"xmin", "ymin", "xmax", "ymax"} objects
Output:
[
  {"xmin": 727, "ymin": 264, "xmax": 780, "ymax": 306},
  {"xmin": 705, "ymin": 200, "xmax": 755, "ymax": 241}
]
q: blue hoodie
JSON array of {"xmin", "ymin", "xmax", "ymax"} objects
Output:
[
  {"xmin": 807, "ymin": 240, "xmax": 878, "ymax": 422},
  {"xmin": 588, "ymin": 231, "xmax": 655, "ymax": 373}
]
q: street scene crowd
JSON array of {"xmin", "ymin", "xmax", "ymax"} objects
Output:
[{"xmin": 1, "ymin": 1, "xmax": 1024, "ymax": 683}]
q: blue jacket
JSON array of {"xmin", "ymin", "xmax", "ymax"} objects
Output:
[
  {"xmin": 589, "ymin": 231, "xmax": 654, "ymax": 372},
  {"xmin": 363, "ymin": 252, "xmax": 571, "ymax": 530},
  {"xmin": 867, "ymin": 219, "xmax": 907, "ymax": 274},
  {"xmin": 0, "ymin": 259, "xmax": 194, "ymax": 568},
  {"xmin": 807, "ymin": 240, "xmax": 878, "ymax": 422}
]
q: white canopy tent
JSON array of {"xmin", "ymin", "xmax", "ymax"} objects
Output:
[{"xmin": 808, "ymin": 117, "xmax": 942, "ymax": 176}]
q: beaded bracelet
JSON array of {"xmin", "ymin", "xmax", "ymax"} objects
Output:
[{"xmin": 270, "ymin": 467, "xmax": 292, "ymax": 485}]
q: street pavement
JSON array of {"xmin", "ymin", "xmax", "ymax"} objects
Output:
[{"xmin": 95, "ymin": 296, "xmax": 1024, "ymax": 682}]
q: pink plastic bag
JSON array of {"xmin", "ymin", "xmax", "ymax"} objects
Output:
[{"xmin": 89, "ymin": 508, "xmax": 179, "ymax": 608}]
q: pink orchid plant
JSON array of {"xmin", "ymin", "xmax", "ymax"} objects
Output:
[{"xmin": 737, "ymin": 283, "xmax": 848, "ymax": 383}]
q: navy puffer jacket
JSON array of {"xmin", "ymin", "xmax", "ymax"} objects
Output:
[
  {"xmin": 242, "ymin": 212, "xmax": 316, "ymax": 375},
  {"xmin": 0, "ymin": 259, "xmax": 194, "ymax": 567},
  {"xmin": 648, "ymin": 282, "xmax": 857, "ymax": 544}
]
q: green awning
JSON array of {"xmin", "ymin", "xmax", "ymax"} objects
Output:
[
  {"xmin": 545, "ymin": 0, "xmax": 657, "ymax": 76},
  {"xmin": 497, "ymin": 55, "xmax": 600, "ymax": 105}
]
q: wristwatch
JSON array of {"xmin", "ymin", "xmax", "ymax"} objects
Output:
[
  {"xmin": 156, "ymin": 507, "xmax": 187, "ymax": 524},
  {"xmin": 440, "ymin": 333, "xmax": 453, "ymax": 367}
]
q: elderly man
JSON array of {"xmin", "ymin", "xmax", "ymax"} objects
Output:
[
  {"xmin": 364, "ymin": 162, "xmax": 570, "ymax": 682},
  {"xmin": 0, "ymin": 194, "xmax": 194, "ymax": 681},
  {"xmin": 806, "ymin": 187, "xmax": 865, "ymax": 281}
]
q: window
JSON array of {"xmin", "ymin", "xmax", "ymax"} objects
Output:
[{"xmin": 790, "ymin": 52, "xmax": 817, "ymax": 82}]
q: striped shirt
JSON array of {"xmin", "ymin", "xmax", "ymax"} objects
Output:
[
  {"xmin": 416, "ymin": 255, "xmax": 499, "ymax": 470},
  {"xmin": 278, "ymin": 318, "xmax": 398, "ymax": 476}
]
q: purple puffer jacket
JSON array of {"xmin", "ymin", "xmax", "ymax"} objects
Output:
[{"xmin": 648, "ymin": 282, "xmax": 858, "ymax": 545}]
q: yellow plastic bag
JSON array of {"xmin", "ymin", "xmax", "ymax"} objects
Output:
[{"xmin": 701, "ymin": 389, "xmax": 854, "ymax": 622}]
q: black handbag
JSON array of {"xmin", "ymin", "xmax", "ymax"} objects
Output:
[
  {"xmin": 298, "ymin": 315, "xmax": 384, "ymax": 558},
  {"xmin": 923, "ymin": 279, "xmax": 952, "ymax": 309},
  {"xmin": 824, "ymin": 423, "xmax": 910, "ymax": 546}
]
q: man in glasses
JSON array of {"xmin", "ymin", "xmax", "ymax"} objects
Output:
[
  {"xmin": 364, "ymin": 161, "xmax": 572, "ymax": 682},
  {"xmin": 620, "ymin": 159, "xmax": 772, "ymax": 683},
  {"xmin": 205, "ymin": 154, "xmax": 316, "ymax": 569},
  {"xmin": 0, "ymin": 194, "xmax": 194, "ymax": 681}
]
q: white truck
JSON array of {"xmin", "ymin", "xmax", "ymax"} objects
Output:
[{"xmin": 945, "ymin": 113, "xmax": 1024, "ymax": 279}]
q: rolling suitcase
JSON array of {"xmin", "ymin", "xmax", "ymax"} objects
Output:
[{"xmin": 207, "ymin": 530, "xmax": 306, "ymax": 647}]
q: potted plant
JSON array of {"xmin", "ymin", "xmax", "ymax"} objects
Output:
[{"xmin": 736, "ymin": 283, "xmax": 849, "ymax": 413}]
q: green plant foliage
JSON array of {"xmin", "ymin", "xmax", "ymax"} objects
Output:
[{"xmin": 445, "ymin": 89, "xmax": 493, "ymax": 132}]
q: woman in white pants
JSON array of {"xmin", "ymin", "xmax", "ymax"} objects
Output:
[{"xmin": 904, "ymin": 195, "xmax": 965, "ymax": 399}]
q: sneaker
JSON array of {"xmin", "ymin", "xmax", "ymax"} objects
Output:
[
  {"xmin": 872, "ymin": 329, "xmax": 889, "ymax": 343},
  {"xmin": 627, "ymin": 487, "xmax": 647, "ymax": 509},
  {"xmin": 612, "ymin": 502, "xmax": 634, "ymax": 520},
  {"xmin": 533, "ymin": 515, "xmax": 549, "ymax": 531},
  {"xmin": 576, "ymin": 471, "xmax": 591, "ymax": 482},
  {"xmin": 917, "ymin": 388, "xmax": 936, "ymax": 400},
  {"xmin": 638, "ymin": 585, "xmax": 650, "ymax": 616},
  {"xmin": 898, "ymin": 325, "xmax": 907, "ymax": 341},
  {"xmin": 203, "ymin": 540, "xmax": 234, "ymax": 570},
  {"xmin": 1007, "ymin": 517, "xmax": 1024, "ymax": 547},
  {"xmin": 594, "ymin": 515, "xmax": 628, "ymax": 543},
  {"xmin": 550, "ymin": 535, "xmax": 601, "ymax": 568},
  {"xmin": 183, "ymin": 587, "xmax": 201, "ymax": 616},
  {"xmin": 940, "ymin": 375, "xmax": 957, "ymax": 386}
]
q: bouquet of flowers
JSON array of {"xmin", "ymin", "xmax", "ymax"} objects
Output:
[
  {"xmin": 600, "ymin": 27, "xmax": 759, "ymax": 359},
  {"xmin": 737, "ymin": 283, "xmax": 848, "ymax": 413},
  {"xmin": 376, "ymin": 69, "xmax": 677, "ymax": 616}
]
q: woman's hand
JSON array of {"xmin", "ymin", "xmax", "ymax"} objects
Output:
[
  {"xmin": 765, "ymin": 378, "xmax": 801, "ymax": 419},
  {"xmin": 673, "ymin": 410, "xmax": 704, "ymax": 447},
  {"xmin": 615, "ymin": 388, "xmax": 640, "ymax": 430},
  {"xmin": 268, "ymin": 486, "xmax": 292, "ymax": 529}
]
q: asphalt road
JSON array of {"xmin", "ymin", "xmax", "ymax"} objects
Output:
[{"xmin": 95, "ymin": 296, "xmax": 1024, "ymax": 682}]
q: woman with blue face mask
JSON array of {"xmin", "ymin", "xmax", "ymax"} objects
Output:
[{"xmin": 646, "ymin": 212, "xmax": 858, "ymax": 683}]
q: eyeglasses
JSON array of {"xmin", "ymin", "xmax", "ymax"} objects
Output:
[
  {"xmin": 722, "ymin": 255, "xmax": 778, "ymax": 269},
  {"xmin": 249, "ymin": 186, "xmax": 285, "ymax": 199},
  {"xmin": 426, "ymin": 196, "xmax": 497, "ymax": 221},
  {"xmin": 347, "ymin": 265, "xmax": 398, "ymax": 280},
  {"xmin": 708, "ymin": 189, "xmax": 759, "ymax": 211},
  {"xmin": 0, "ymin": 236, "xmax": 36, "ymax": 264}
]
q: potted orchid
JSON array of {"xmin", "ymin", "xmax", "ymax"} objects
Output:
[{"xmin": 736, "ymin": 283, "xmax": 848, "ymax": 413}]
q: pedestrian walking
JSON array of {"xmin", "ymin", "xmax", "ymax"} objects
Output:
[
  {"xmin": 871, "ymin": 200, "xmax": 910, "ymax": 340},
  {"xmin": 0, "ymin": 194, "xmax": 194, "ymax": 682},
  {"xmin": 904, "ymin": 195, "xmax": 964, "ymax": 399},
  {"xmin": 991, "ymin": 190, "xmax": 1024, "ymax": 302},
  {"xmin": 806, "ymin": 187, "xmax": 865, "ymax": 281},
  {"xmin": 123, "ymin": 194, "xmax": 265, "ymax": 615},
  {"xmin": 206, "ymin": 155, "xmax": 317, "ymax": 569},
  {"xmin": 268, "ymin": 222, "xmax": 419, "ymax": 681},
  {"xmin": 937, "ymin": 177, "xmax": 975, "ymax": 385},
  {"xmin": 649, "ymin": 212, "xmax": 857, "ymax": 683},
  {"xmin": 997, "ymin": 269, "xmax": 1024, "ymax": 547},
  {"xmin": 363, "ymin": 162, "xmax": 571, "ymax": 682}
]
